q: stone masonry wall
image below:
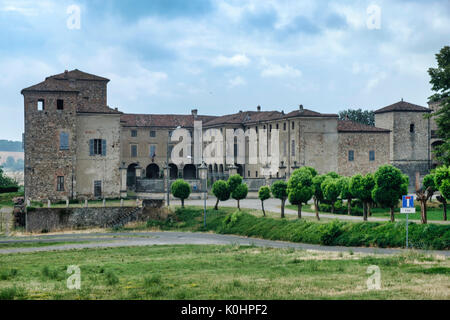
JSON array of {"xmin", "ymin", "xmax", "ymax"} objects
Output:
[{"xmin": 338, "ymin": 132, "xmax": 390, "ymax": 176}]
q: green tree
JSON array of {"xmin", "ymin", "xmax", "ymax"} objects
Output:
[
  {"xmin": 350, "ymin": 173, "xmax": 375, "ymax": 221},
  {"xmin": 212, "ymin": 180, "xmax": 230, "ymax": 210},
  {"xmin": 321, "ymin": 177, "xmax": 341, "ymax": 214},
  {"xmin": 435, "ymin": 165, "xmax": 450, "ymax": 220},
  {"xmin": 258, "ymin": 186, "xmax": 271, "ymax": 217},
  {"xmin": 338, "ymin": 177, "xmax": 353, "ymax": 215},
  {"xmin": 171, "ymin": 179, "xmax": 191, "ymax": 208},
  {"xmin": 339, "ymin": 109, "xmax": 375, "ymax": 126},
  {"xmin": 416, "ymin": 174, "xmax": 437, "ymax": 224},
  {"xmin": 287, "ymin": 168, "xmax": 314, "ymax": 219},
  {"xmin": 232, "ymin": 183, "xmax": 248, "ymax": 210},
  {"xmin": 372, "ymin": 165, "xmax": 408, "ymax": 223},
  {"xmin": 0, "ymin": 166, "xmax": 18, "ymax": 189},
  {"xmin": 312, "ymin": 175, "xmax": 326, "ymax": 220},
  {"xmin": 227, "ymin": 174, "xmax": 243, "ymax": 194},
  {"xmin": 428, "ymin": 46, "xmax": 450, "ymax": 165},
  {"xmin": 325, "ymin": 172, "xmax": 340, "ymax": 179},
  {"xmin": 271, "ymin": 180, "xmax": 288, "ymax": 218}
]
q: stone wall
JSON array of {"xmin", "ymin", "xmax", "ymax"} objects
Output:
[
  {"xmin": 337, "ymin": 132, "xmax": 390, "ymax": 176},
  {"xmin": 76, "ymin": 113, "xmax": 122, "ymax": 199},
  {"xmin": 24, "ymin": 206, "xmax": 164, "ymax": 233},
  {"xmin": 23, "ymin": 91, "xmax": 78, "ymax": 202}
]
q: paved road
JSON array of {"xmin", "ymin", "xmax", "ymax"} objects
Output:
[
  {"xmin": 1, "ymin": 231, "xmax": 448, "ymax": 256},
  {"xmin": 182, "ymin": 198, "xmax": 450, "ymax": 224}
]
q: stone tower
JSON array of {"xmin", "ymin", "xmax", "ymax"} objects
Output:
[
  {"xmin": 21, "ymin": 69, "xmax": 117, "ymax": 202},
  {"xmin": 374, "ymin": 100, "xmax": 431, "ymax": 189}
]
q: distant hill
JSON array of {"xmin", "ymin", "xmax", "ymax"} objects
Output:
[{"xmin": 0, "ymin": 140, "xmax": 23, "ymax": 152}]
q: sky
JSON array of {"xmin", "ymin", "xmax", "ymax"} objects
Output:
[{"xmin": 0, "ymin": 0, "xmax": 449, "ymax": 141}]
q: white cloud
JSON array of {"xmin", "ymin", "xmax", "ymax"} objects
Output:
[
  {"xmin": 260, "ymin": 59, "xmax": 301, "ymax": 78},
  {"xmin": 228, "ymin": 76, "xmax": 247, "ymax": 87},
  {"xmin": 212, "ymin": 54, "xmax": 250, "ymax": 67},
  {"xmin": 365, "ymin": 72, "xmax": 387, "ymax": 92}
]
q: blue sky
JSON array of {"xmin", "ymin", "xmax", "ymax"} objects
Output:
[{"xmin": 0, "ymin": 0, "xmax": 449, "ymax": 140}]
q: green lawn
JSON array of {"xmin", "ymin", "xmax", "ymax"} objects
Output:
[
  {"xmin": 0, "ymin": 245, "xmax": 448, "ymax": 300},
  {"xmin": 0, "ymin": 241, "xmax": 91, "ymax": 249}
]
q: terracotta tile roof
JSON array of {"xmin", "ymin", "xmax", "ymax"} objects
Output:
[
  {"xmin": 121, "ymin": 114, "xmax": 217, "ymax": 127},
  {"xmin": 338, "ymin": 120, "xmax": 390, "ymax": 133},
  {"xmin": 21, "ymin": 78, "xmax": 79, "ymax": 93},
  {"xmin": 284, "ymin": 108, "xmax": 338, "ymax": 118},
  {"xmin": 77, "ymin": 105, "xmax": 122, "ymax": 114},
  {"xmin": 46, "ymin": 69, "xmax": 110, "ymax": 82},
  {"xmin": 374, "ymin": 100, "xmax": 430, "ymax": 114},
  {"xmin": 203, "ymin": 111, "xmax": 284, "ymax": 126}
]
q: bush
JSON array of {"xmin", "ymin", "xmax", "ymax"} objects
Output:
[{"xmin": 171, "ymin": 179, "xmax": 191, "ymax": 208}]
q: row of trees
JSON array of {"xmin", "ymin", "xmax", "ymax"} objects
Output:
[
  {"xmin": 170, "ymin": 164, "xmax": 450, "ymax": 224},
  {"xmin": 257, "ymin": 164, "xmax": 449, "ymax": 224}
]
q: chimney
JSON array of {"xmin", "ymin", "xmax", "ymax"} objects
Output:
[
  {"xmin": 257, "ymin": 105, "xmax": 261, "ymax": 112},
  {"xmin": 191, "ymin": 109, "xmax": 198, "ymax": 119}
]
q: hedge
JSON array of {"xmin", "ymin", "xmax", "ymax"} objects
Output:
[{"xmin": 217, "ymin": 212, "xmax": 450, "ymax": 250}]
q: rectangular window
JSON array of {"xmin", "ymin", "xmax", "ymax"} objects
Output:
[
  {"xmin": 150, "ymin": 145, "xmax": 156, "ymax": 157},
  {"xmin": 283, "ymin": 122, "xmax": 286, "ymax": 131},
  {"xmin": 369, "ymin": 150, "xmax": 375, "ymax": 161},
  {"xmin": 283, "ymin": 141, "xmax": 287, "ymax": 156},
  {"xmin": 292, "ymin": 122, "xmax": 295, "ymax": 130},
  {"xmin": 276, "ymin": 124, "xmax": 279, "ymax": 130},
  {"xmin": 291, "ymin": 140, "xmax": 295, "ymax": 156},
  {"xmin": 348, "ymin": 150, "xmax": 354, "ymax": 161},
  {"xmin": 255, "ymin": 171, "xmax": 258, "ymax": 178},
  {"xmin": 90, "ymin": 139, "xmax": 106, "ymax": 156},
  {"xmin": 60, "ymin": 132, "xmax": 69, "ymax": 150},
  {"xmin": 131, "ymin": 130, "xmax": 137, "ymax": 137},
  {"xmin": 150, "ymin": 130, "xmax": 156, "ymax": 138},
  {"xmin": 410, "ymin": 123, "xmax": 415, "ymax": 133},
  {"xmin": 94, "ymin": 180, "xmax": 102, "ymax": 198},
  {"xmin": 37, "ymin": 99, "xmax": 44, "ymax": 111},
  {"xmin": 57, "ymin": 99, "xmax": 64, "ymax": 110},
  {"xmin": 57, "ymin": 176, "xmax": 64, "ymax": 191},
  {"xmin": 131, "ymin": 145, "xmax": 138, "ymax": 157},
  {"xmin": 248, "ymin": 170, "xmax": 250, "ymax": 177}
]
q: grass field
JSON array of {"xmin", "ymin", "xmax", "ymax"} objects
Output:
[{"xmin": 0, "ymin": 245, "xmax": 449, "ymax": 300}]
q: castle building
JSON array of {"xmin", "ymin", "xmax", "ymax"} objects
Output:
[{"xmin": 21, "ymin": 70, "xmax": 443, "ymax": 201}]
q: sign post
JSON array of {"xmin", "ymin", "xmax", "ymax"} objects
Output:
[{"xmin": 400, "ymin": 195, "xmax": 415, "ymax": 248}]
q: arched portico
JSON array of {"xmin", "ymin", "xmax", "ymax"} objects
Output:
[
  {"xmin": 183, "ymin": 164, "xmax": 197, "ymax": 179},
  {"xmin": 127, "ymin": 163, "xmax": 138, "ymax": 188},
  {"xmin": 146, "ymin": 163, "xmax": 160, "ymax": 179}
]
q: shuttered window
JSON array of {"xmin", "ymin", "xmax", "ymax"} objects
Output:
[
  {"xmin": 348, "ymin": 150, "xmax": 354, "ymax": 161},
  {"xmin": 89, "ymin": 139, "xmax": 106, "ymax": 156},
  {"xmin": 60, "ymin": 132, "xmax": 69, "ymax": 150}
]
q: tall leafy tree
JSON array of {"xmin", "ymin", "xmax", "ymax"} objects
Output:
[
  {"xmin": 435, "ymin": 165, "xmax": 450, "ymax": 221},
  {"xmin": 321, "ymin": 177, "xmax": 341, "ymax": 214},
  {"xmin": 350, "ymin": 173, "xmax": 375, "ymax": 221},
  {"xmin": 428, "ymin": 46, "xmax": 450, "ymax": 165},
  {"xmin": 339, "ymin": 177, "xmax": 353, "ymax": 215},
  {"xmin": 312, "ymin": 175, "xmax": 326, "ymax": 220},
  {"xmin": 287, "ymin": 167, "xmax": 314, "ymax": 219},
  {"xmin": 271, "ymin": 180, "xmax": 288, "ymax": 218},
  {"xmin": 372, "ymin": 165, "xmax": 408, "ymax": 223},
  {"xmin": 339, "ymin": 109, "xmax": 375, "ymax": 126}
]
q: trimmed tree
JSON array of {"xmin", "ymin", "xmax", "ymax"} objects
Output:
[
  {"xmin": 350, "ymin": 173, "xmax": 375, "ymax": 221},
  {"xmin": 435, "ymin": 165, "xmax": 450, "ymax": 220},
  {"xmin": 287, "ymin": 168, "xmax": 314, "ymax": 219},
  {"xmin": 312, "ymin": 175, "xmax": 326, "ymax": 220},
  {"xmin": 171, "ymin": 179, "xmax": 191, "ymax": 208},
  {"xmin": 258, "ymin": 186, "xmax": 271, "ymax": 216},
  {"xmin": 232, "ymin": 183, "xmax": 248, "ymax": 210},
  {"xmin": 372, "ymin": 165, "xmax": 408, "ymax": 223},
  {"xmin": 271, "ymin": 180, "xmax": 288, "ymax": 218},
  {"xmin": 321, "ymin": 177, "xmax": 341, "ymax": 214},
  {"xmin": 338, "ymin": 176, "xmax": 353, "ymax": 215},
  {"xmin": 227, "ymin": 174, "xmax": 243, "ymax": 194},
  {"xmin": 211, "ymin": 180, "xmax": 230, "ymax": 210},
  {"xmin": 416, "ymin": 174, "xmax": 437, "ymax": 224}
]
